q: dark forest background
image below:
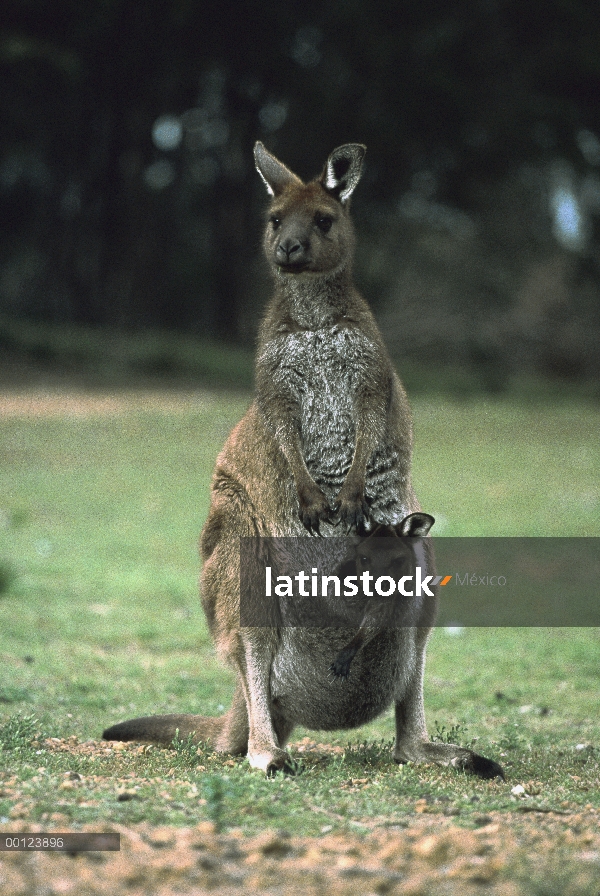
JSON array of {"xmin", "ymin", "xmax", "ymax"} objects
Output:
[{"xmin": 1, "ymin": 0, "xmax": 600, "ymax": 390}]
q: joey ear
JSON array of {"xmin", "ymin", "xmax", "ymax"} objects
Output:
[
  {"xmin": 254, "ymin": 142, "xmax": 303, "ymax": 197},
  {"xmin": 397, "ymin": 512, "xmax": 435, "ymax": 537},
  {"xmin": 321, "ymin": 144, "xmax": 366, "ymax": 203},
  {"xmin": 369, "ymin": 523, "xmax": 399, "ymax": 539}
]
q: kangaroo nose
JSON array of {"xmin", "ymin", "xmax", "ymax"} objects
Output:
[{"xmin": 276, "ymin": 238, "xmax": 307, "ymax": 266}]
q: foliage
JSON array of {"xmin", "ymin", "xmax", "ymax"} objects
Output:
[
  {"xmin": 1, "ymin": 1, "xmax": 600, "ymax": 383},
  {"xmin": 0, "ymin": 314, "xmax": 254, "ymax": 388},
  {"xmin": 432, "ymin": 721, "xmax": 469, "ymax": 745},
  {"xmin": 171, "ymin": 731, "xmax": 205, "ymax": 767},
  {"xmin": 0, "ymin": 713, "xmax": 40, "ymax": 753}
]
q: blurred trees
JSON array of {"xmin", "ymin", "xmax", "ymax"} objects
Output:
[{"xmin": 1, "ymin": 0, "xmax": 600, "ymax": 381}]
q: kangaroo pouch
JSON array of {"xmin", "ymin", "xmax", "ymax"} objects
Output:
[{"xmin": 270, "ymin": 626, "xmax": 417, "ymax": 731}]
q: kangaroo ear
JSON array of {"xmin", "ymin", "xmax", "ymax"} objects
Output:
[
  {"xmin": 254, "ymin": 142, "xmax": 302, "ymax": 197},
  {"xmin": 397, "ymin": 512, "xmax": 435, "ymax": 537},
  {"xmin": 321, "ymin": 144, "xmax": 366, "ymax": 203},
  {"xmin": 369, "ymin": 523, "xmax": 399, "ymax": 538}
]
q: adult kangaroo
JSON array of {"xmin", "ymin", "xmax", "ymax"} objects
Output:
[{"xmin": 103, "ymin": 142, "xmax": 504, "ymax": 781}]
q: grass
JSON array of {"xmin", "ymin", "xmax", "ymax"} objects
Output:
[
  {"xmin": 0, "ymin": 384, "xmax": 599, "ymax": 835},
  {"xmin": 0, "ymin": 315, "xmax": 254, "ymax": 388}
]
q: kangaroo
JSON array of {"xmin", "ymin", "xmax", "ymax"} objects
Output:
[
  {"xmin": 103, "ymin": 142, "xmax": 504, "ymax": 780},
  {"xmin": 329, "ymin": 517, "xmax": 436, "ymax": 681}
]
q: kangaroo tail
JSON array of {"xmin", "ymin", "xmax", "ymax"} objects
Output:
[
  {"xmin": 103, "ymin": 713, "xmax": 221, "ymax": 747},
  {"xmin": 103, "ymin": 685, "xmax": 249, "ymax": 754}
]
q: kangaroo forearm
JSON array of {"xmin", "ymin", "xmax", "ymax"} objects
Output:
[
  {"xmin": 267, "ymin": 418, "xmax": 316, "ymax": 491},
  {"xmin": 342, "ymin": 398, "xmax": 389, "ymax": 492}
]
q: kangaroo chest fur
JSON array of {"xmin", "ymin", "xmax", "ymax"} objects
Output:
[
  {"xmin": 259, "ymin": 321, "xmax": 407, "ymax": 523},
  {"xmin": 261, "ymin": 323, "xmax": 364, "ymax": 486}
]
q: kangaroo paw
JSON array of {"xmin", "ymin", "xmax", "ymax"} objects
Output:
[
  {"xmin": 329, "ymin": 647, "xmax": 356, "ymax": 680},
  {"xmin": 334, "ymin": 485, "xmax": 372, "ymax": 535},
  {"xmin": 297, "ymin": 483, "xmax": 334, "ymax": 535},
  {"xmin": 451, "ymin": 752, "xmax": 505, "ymax": 781},
  {"xmin": 394, "ymin": 741, "xmax": 505, "ymax": 781},
  {"xmin": 248, "ymin": 748, "xmax": 296, "ymax": 777}
]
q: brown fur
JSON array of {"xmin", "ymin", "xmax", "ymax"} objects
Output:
[{"xmin": 103, "ymin": 143, "xmax": 504, "ymax": 780}]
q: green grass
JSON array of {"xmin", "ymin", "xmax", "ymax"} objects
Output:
[
  {"xmin": 0, "ymin": 389, "xmax": 599, "ymax": 834},
  {"xmin": 412, "ymin": 396, "xmax": 600, "ymax": 535}
]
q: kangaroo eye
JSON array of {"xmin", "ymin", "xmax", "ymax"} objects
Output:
[
  {"xmin": 270, "ymin": 216, "xmax": 281, "ymax": 230},
  {"xmin": 316, "ymin": 215, "xmax": 333, "ymax": 233}
]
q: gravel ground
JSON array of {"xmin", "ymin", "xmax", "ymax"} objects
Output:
[
  {"xmin": 1, "ymin": 738, "xmax": 599, "ymax": 896},
  {"xmin": 2, "ymin": 810, "xmax": 600, "ymax": 895}
]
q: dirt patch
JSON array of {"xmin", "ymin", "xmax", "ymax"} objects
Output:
[
  {"xmin": 2, "ymin": 811, "xmax": 599, "ymax": 895},
  {"xmin": 2, "ymin": 740, "xmax": 599, "ymax": 895},
  {"xmin": 0, "ymin": 388, "xmax": 217, "ymax": 418}
]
